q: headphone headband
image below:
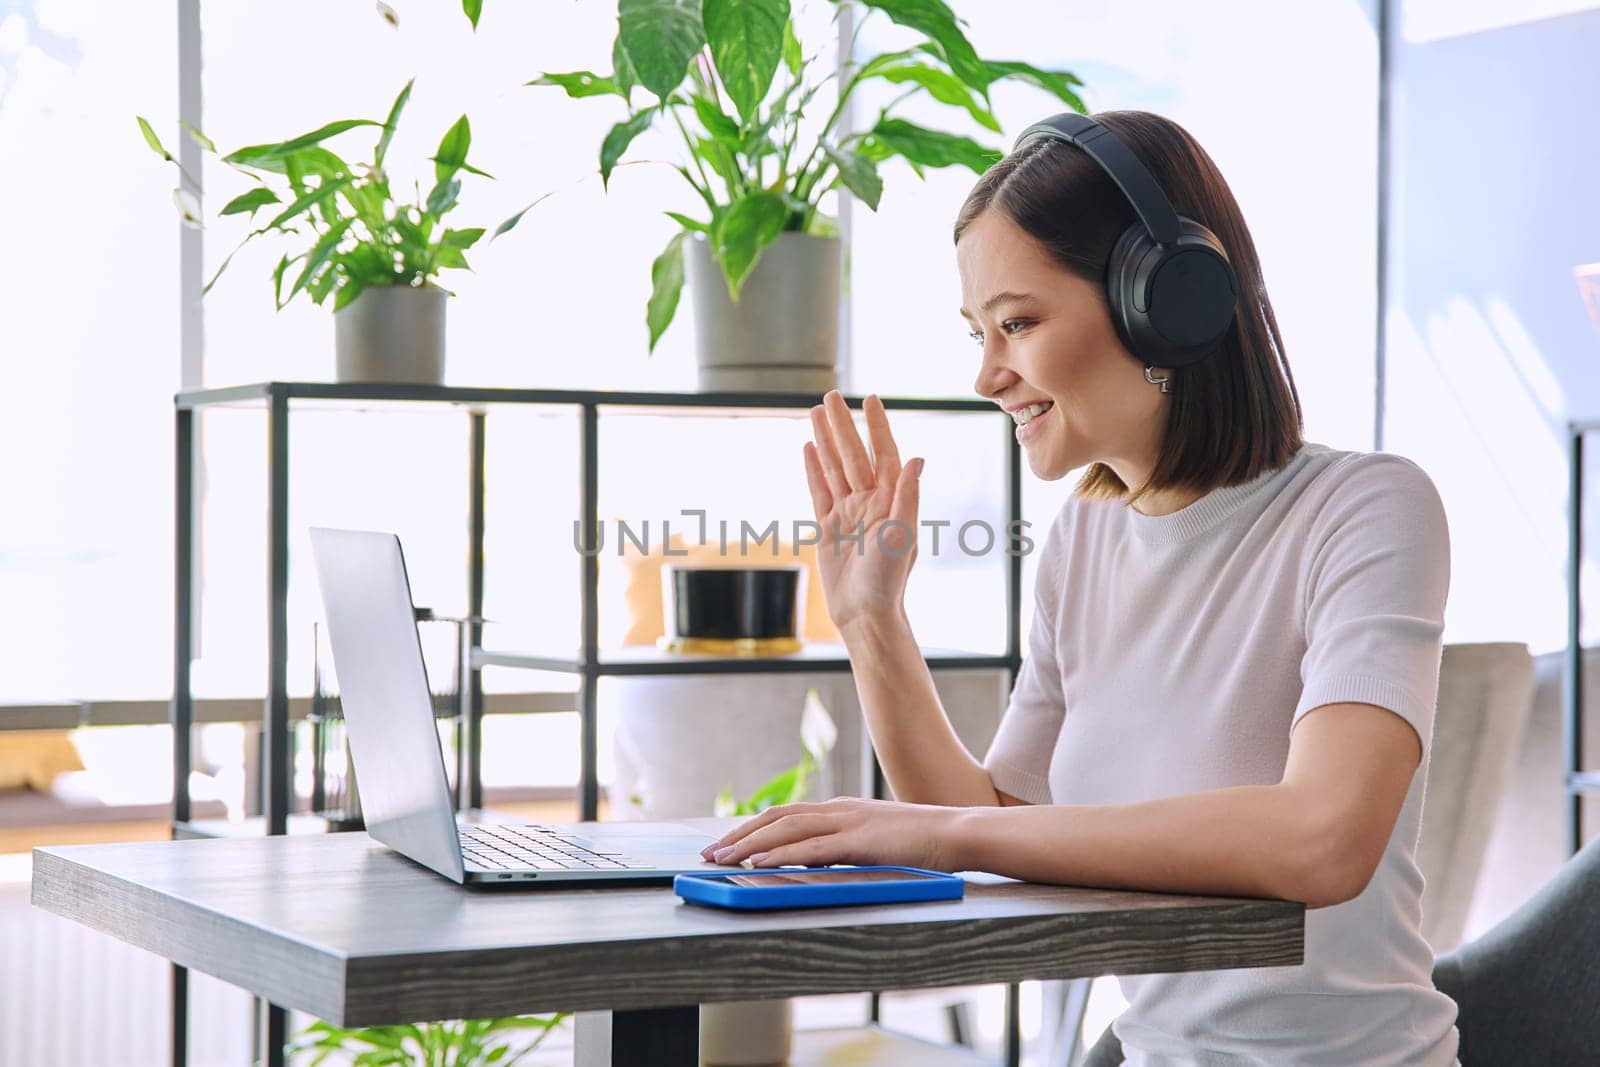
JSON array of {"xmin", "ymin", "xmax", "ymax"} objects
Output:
[
  {"xmin": 1012, "ymin": 113, "xmax": 1180, "ymax": 246},
  {"xmin": 1006, "ymin": 111, "xmax": 1240, "ymax": 369}
]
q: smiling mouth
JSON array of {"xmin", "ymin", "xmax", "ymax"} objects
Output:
[{"xmin": 1010, "ymin": 401, "xmax": 1054, "ymax": 427}]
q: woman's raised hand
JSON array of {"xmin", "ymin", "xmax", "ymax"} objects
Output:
[{"xmin": 802, "ymin": 390, "xmax": 924, "ymax": 638}]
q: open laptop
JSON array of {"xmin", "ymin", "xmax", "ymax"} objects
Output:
[{"xmin": 308, "ymin": 526, "xmax": 730, "ymax": 885}]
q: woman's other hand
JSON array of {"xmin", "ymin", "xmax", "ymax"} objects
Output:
[
  {"xmin": 698, "ymin": 796, "xmax": 963, "ymax": 871},
  {"xmin": 804, "ymin": 390, "xmax": 924, "ymax": 638}
]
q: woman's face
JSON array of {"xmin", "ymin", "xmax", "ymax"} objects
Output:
[{"xmin": 957, "ymin": 207, "xmax": 1168, "ymax": 484}]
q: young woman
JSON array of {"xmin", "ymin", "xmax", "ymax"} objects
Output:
[{"xmin": 700, "ymin": 110, "xmax": 1459, "ymax": 1065}]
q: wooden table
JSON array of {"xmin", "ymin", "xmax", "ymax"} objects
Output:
[{"xmin": 30, "ymin": 825, "xmax": 1304, "ymax": 1066}]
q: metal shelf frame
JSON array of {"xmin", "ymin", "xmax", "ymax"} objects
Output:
[
  {"xmin": 1566, "ymin": 418, "xmax": 1600, "ymax": 856},
  {"xmin": 170, "ymin": 380, "xmax": 1026, "ymax": 1067}
]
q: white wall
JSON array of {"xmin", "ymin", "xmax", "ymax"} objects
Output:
[{"xmin": 1385, "ymin": 2, "xmax": 1600, "ymax": 655}]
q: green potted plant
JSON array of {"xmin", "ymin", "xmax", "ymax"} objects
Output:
[
  {"xmin": 138, "ymin": 79, "xmax": 493, "ymax": 384},
  {"xmin": 527, "ymin": 0, "xmax": 1085, "ymax": 392},
  {"xmin": 286, "ymin": 1012, "xmax": 568, "ymax": 1066},
  {"xmin": 699, "ymin": 686, "xmax": 837, "ymax": 1067}
]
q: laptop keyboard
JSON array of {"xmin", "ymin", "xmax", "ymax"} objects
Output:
[{"xmin": 458, "ymin": 823, "xmax": 650, "ymax": 872}]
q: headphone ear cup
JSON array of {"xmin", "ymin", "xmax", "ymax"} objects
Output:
[
  {"xmin": 1105, "ymin": 223, "xmax": 1156, "ymax": 363},
  {"xmin": 1106, "ymin": 219, "xmax": 1239, "ymax": 370}
]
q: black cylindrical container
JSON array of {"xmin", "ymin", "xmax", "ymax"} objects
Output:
[{"xmin": 659, "ymin": 565, "xmax": 806, "ymax": 656}]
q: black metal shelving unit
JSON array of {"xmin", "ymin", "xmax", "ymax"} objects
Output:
[
  {"xmin": 170, "ymin": 381, "xmax": 1026, "ymax": 1067},
  {"xmin": 1566, "ymin": 418, "xmax": 1599, "ymax": 857}
]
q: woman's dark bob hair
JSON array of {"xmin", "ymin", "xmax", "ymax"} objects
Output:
[{"xmin": 953, "ymin": 110, "xmax": 1304, "ymax": 508}]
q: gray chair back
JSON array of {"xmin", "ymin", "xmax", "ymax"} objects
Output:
[
  {"xmin": 1416, "ymin": 642, "xmax": 1535, "ymax": 952},
  {"xmin": 1434, "ymin": 829, "xmax": 1600, "ymax": 1064}
]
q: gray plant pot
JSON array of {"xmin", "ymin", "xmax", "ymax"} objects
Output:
[
  {"xmin": 333, "ymin": 284, "xmax": 447, "ymax": 384},
  {"xmin": 700, "ymin": 997, "xmax": 794, "ymax": 1066},
  {"xmin": 687, "ymin": 231, "xmax": 840, "ymax": 393}
]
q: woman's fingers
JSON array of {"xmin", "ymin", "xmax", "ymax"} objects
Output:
[
  {"xmin": 749, "ymin": 833, "xmax": 850, "ymax": 869},
  {"xmin": 864, "ymin": 395, "xmax": 902, "ymax": 488},
  {"xmin": 706, "ymin": 810, "xmax": 835, "ymax": 865},
  {"xmin": 888, "ymin": 457, "xmax": 923, "ymax": 557},
  {"xmin": 809, "ymin": 405, "xmax": 850, "ymax": 504},
  {"xmin": 802, "ymin": 442, "xmax": 833, "ymax": 522},
  {"xmin": 824, "ymin": 390, "xmax": 876, "ymax": 492},
  {"xmin": 701, "ymin": 802, "xmax": 816, "ymax": 858}
]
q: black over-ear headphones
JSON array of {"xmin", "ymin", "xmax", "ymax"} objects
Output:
[{"xmin": 1011, "ymin": 113, "xmax": 1239, "ymax": 369}]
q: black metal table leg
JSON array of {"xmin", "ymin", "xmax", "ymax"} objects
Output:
[
  {"xmin": 263, "ymin": 1000, "xmax": 288, "ymax": 1067},
  {"xmin": 1003, "ymin": 981, "xmax": 1021, "ymax": 1067},
  {"xmin": 576, "ymin": 1006, "xmax": 698, "ymax": 1067},
  {"xmin": 614, "ymin": 1006, "xmax": 698, "ymax": 1066},
  {"xmin": 169, "ymin": 960, "xmax": 187, "ymax": 1065}
]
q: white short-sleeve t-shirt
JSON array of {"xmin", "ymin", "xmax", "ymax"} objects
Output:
[{"xmin": 984, "ymin": 441, "xmax": 1460, "ymax": 1066}]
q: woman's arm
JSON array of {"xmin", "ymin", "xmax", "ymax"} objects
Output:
[
  {"xmin": 702, "ymin": 699, "xmax": 1419, "ymax": 907},
  {"xmin": 803, "ymin": 391, "xmax": 1033, "ymax": 809},
  {"xmin": 955, "ymin": 699, "xmax": 1420, "ymax": 907},
  {"xmin": 841, "ymin": 609, "xmax": 1032, "ymax": 807}
]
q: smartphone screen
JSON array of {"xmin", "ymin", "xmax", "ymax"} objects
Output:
[{"xmin": 722, "ymin": 868, "xmax": 946, "ymax": 888}]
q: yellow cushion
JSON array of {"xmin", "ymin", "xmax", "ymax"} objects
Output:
[
  {"xmin": 619, "ymin": 530, "xmax": 839, "ymax": 646},
  {"xmin": 0, "ymin": 730, "xmax": 86, "ymax": 791}
]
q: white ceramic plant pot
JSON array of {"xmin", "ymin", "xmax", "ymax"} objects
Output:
[
  {"xmin": 333, "ymin": 284, "xmax": 447, "ymax": 384},
  {"xmin": 686, "ymin": 231, "xmax": 840, "ymax": 394},
  {"xmin": 700, "ymin": 997, "xmax": 794, "ymax": 1066}
]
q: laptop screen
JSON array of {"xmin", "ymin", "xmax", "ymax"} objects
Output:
[{"xmin": 308, "ymin": 527, "xmax": 467, "ymax": 883}]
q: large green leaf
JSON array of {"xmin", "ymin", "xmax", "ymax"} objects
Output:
[
  {"xmin": 703, "ymin": 0, "xmax": 789, "ymax": 125},
  {"xmin": 526, "ymin": 70, "xmax": 624, "ymax": 99},
  {"xmin": 646, "ymin": 230, "xmax": 688, "ymax": 353},
  {"xmin": 228, "ymin": 144, "xmax": 347, "ymax": 178},
  {"xmin": 821, "ymin": 144, "xmax": 882, "ymax": 210},
  {"xmin": 852, "ymin": 0, "xmax": 987, "ymax": 93},
  {"xmin": 136, "ymin": 116, "xmax": 171, "ymax": 160},
  {"xmin": 617, "ymin": 0, "xmax": 705, "ymax": 101},
  {"xmin": 981, "ymin": 57, "xmax": 1087, "ymax": 111},
  {"xmin": 441, "ymin": 227, "xmax": 485, "ymax": 250},
  {"xmin": 222, "ymin": 119, "xmax": 379, "ymax": 167},
  {"xmin": 872, "ymin": 62, "xmax": 1000, "ymax": 132},
  {"xmin": 463, "ymin": 0, "xmax": 483, "ymax": 28},
  {"xmin": 218, "ymin": 187, "xmax": 281, "ymax": 217},
  {"xmin": 612, "ymin": 35, "xmax": 639, "ymax": 100},
  {"xmin": 711, "ymin": 189, "xmax": 787, "ymax": 300},
  {"xmin": 375, "ymin": 79, "xmax": 414, "ymax": 167},
  {"xmin": 691, "ymin": 94, "xmax": 741, "ymax": 147},
  {"xmin": 856, "ymin": 117, "xmax": 1000, "ymax": 175},
  {"xmin": 781, "ymin": 19, "xmax": 802, "ymax": 76},
  {"xmin": 425, "ymin": 177, "xmax": 461, "ymax": 219},
  {"xmin": 600, "ymin": 108, "xmax": 659, "ymax": 189},
  {"xmin": 433, "ymin": 115, "xmax": 471, "ymax": 183}
]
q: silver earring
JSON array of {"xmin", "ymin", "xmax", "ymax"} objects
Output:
[{"xmin": 1144, "ymin": 365, "xmax": 1171, "ymax": 394}]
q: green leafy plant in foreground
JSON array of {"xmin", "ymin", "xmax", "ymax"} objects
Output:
[
  {"xmin": 137, "ymin": 78, "xmax": 493, "ymax": 313},
  {"xmin": 286, "ymin": 1013, "xmax": 567, "ymax": 1067},
  {"xmin": 527, "ymin": 0, "xmax": 1086, "ymax": 352}
]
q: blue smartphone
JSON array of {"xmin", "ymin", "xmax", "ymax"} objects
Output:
[{"xmin": 673, "ymin": 865, "xmax": 964, "ymax": 911}]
